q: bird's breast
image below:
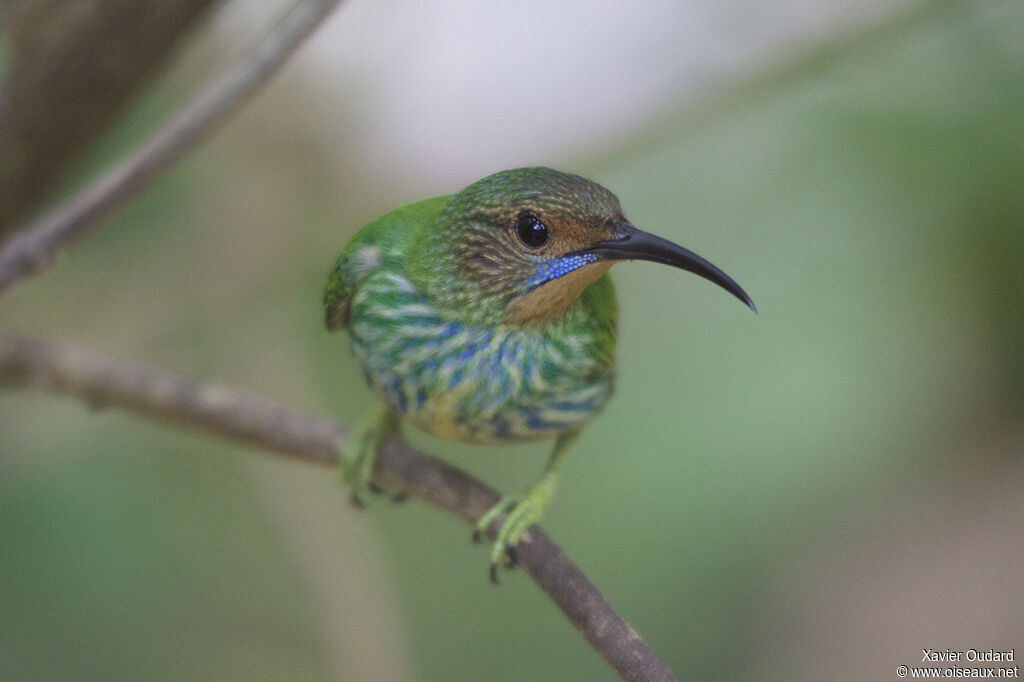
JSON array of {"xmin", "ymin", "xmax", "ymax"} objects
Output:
[{"xmin": 347, "ymin": 270, "xmax": 616, "ymax": 443}]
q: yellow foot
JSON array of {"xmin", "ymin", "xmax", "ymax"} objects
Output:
[
  {"xmin": 471, "ymin": 430, "xmax": 576, "ymax": 583},
  {"xmin": 339, "ymin": 408, "xmax": 400, "ymax": 506},
  {"xmin": 472, "ymin": 481, "xmax": 555, "ymax": 583}
]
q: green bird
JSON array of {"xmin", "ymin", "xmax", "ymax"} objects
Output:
[{"xmin": 324, "ymin": 167, "xmax": 755, "ymax": 581}]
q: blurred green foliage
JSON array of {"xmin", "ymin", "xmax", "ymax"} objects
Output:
[{"xmin": 1, "ymin": 2, "xmax": 1021, "ymax": 680}]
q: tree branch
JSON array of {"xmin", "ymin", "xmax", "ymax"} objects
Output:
[
  {"xmin": 0, "ymin": 0, "xmax": 345, "ymax": 298},
  {"xmin": 0, "ymin": 336, "xmax": 678, "ymax": 682}
]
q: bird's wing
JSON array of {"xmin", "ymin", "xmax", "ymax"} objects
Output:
[
  {"xmin": 323, "ymin": 195, "xmax": 448, "ymax": 331},
  {"xmin": 323, "ymin": 229, "xmax": 383, "ymax": 330}
]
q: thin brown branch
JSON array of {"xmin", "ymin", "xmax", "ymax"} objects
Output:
[
  {"xmin": 0, "ymin": 336, "xmax": 677, "ymax": 682},
  {"xmin": 0, "ymin": 0, "xmax": 345, "ymax": 298}
]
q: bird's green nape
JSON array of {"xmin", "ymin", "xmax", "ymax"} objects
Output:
[{"xmin": 324, "ymin": 167, "xmax": 754, "ymax": 581}]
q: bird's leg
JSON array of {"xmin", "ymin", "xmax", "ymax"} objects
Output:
[
  {"xmin": 474, "ymin": 430, "xmax": 580, "ymax": 583},
  {"xmin": 339, "ymin": 407, "xmax": 400, "ymax": 506}
]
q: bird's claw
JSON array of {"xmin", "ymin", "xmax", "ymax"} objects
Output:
[
  {"xmin": 473, "ymin": 493, "xmax": 545, "ymax": 583},
  {"xmin": 339, "ymin": 409, "xmax": 400, "ymax": 508},
  {"xmin": 341, "ymin": 435, "xmax": 375, "ymax": 507}
]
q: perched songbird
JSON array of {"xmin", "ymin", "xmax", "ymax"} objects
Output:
[{"xmin": 324, "ymin": 167, "xmax": 755, "ymax": 581}]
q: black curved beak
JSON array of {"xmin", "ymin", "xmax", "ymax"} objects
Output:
[{"xmin": 584, "ymin": 223, "xmax": 757, "ymax": 313}]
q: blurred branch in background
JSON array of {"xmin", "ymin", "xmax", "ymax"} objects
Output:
[
  {"xmin": 0, "ymin": 0, "xmax": 217, "ymax": 233},
  {"xmin": 0, "ymin": 336, "xmax": 677, "ymax": 682},
  {"xmin": 613, "ymin": 0, "xmax": 961, "ymax": 160},
  {"xmin": 0, "ymin": 0, "xmax": 345, "ymax": 297}
]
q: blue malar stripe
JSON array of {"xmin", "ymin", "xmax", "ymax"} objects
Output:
[{"xmin": 523, "ymin": 253, "xmax": 599, "ymax": 293}]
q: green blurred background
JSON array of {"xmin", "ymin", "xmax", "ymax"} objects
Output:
[{"xmin": 2, "ymin": 1, "xmax": 1022, "ymax": 680}]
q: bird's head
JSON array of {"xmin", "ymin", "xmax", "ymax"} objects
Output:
[{"xmin": 412, "ymin": 167, "xmax": 755, "ymax": 326}]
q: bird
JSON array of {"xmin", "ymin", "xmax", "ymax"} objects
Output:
[{"xmin": 323, "ymin": 167, "xmax": 755, "ymax": 582}]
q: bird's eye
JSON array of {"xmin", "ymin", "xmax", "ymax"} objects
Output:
[{"xmin": 514, "ymin": 213, "xmax": 549, "ymax": 249}]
